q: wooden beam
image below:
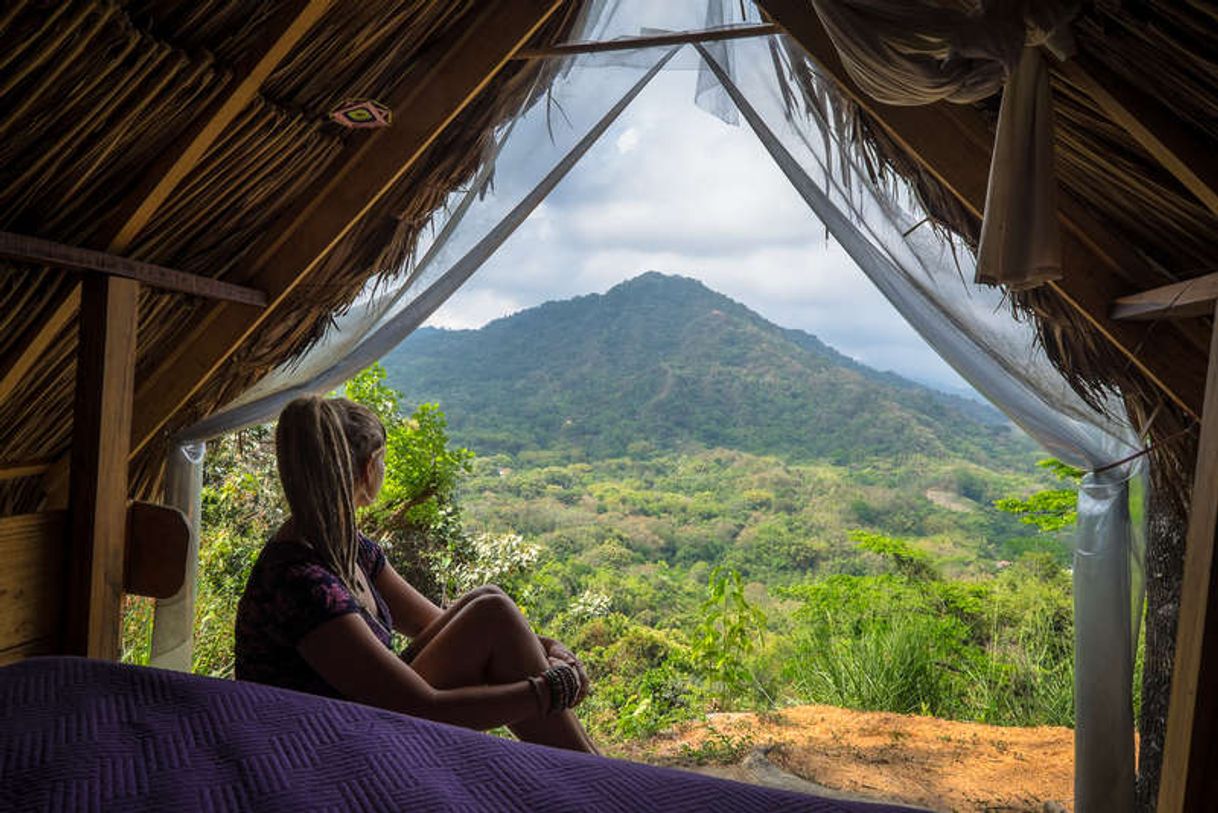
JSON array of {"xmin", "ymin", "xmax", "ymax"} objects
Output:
[
  {"xmin": 0, "ymin": 458, "xmax": 53, "ymax": 482},
  {"xmin": 124, "ymin": 0, "xmax": 566, "ymax": 463},
  {"xmin": 1112, "ymin": 271, "xmax": 1218, "ymax": 322},
  {"xmin": 0, "ymin": 512, "xmax": 66, "ymax": 661},
  {"xmin": 63, "ymin": 276, "xmax": 138, "ymax": 660},
  {"xmin": 1159, "ymin": 302, "xmax": 1218, "ymax": 812},
  {"xmin": 512, "ymin": 23, "xmax": 779, "ymax": 59},
  {"xmin": 757, "ymin": 0, "xmax": 1208, "ymax": 419},
  {"xmin": 0, "ymin": 285, "xmax": 78, "ymax": 406},
  {"xmin": 0, "ymin": 231, "xmax": 267, "ymax": 305},
  {"xmin": 0, "ymin": 637, "xmax": 57, "ymax": 666},
  {"xmin": 1058, "ymin": 55, "xmax": 1218, "ymax": 221},
  {"xmin": 0, "ymin": 0, "xmax": 330, "ymax": 407}
]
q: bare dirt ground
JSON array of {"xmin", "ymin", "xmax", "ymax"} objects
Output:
[{"xmin": 625, "ymin": 705, "xmax": 1075, "ymax": 812}]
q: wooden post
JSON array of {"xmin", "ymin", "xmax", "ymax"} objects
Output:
[
  {"xmin": 1159, "ymin": 303, "xmax": 1218, "ymax": 811},
  {"xmin": 63, "ymin": 275, "xmax": 138, "ymax": 659}
]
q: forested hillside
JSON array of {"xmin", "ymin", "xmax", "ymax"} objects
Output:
[
  {"xmin": 126, "ymin": 274, "xmax": 1085, "ymax": 763},
  {"xmin": 382, "ymin": 273, "xmax": 1035, "ymax": 468}
]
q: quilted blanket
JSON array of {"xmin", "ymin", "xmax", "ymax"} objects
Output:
[{"xmin": 0, "ymin": 658, "xmax": 918, "ymax": 812}]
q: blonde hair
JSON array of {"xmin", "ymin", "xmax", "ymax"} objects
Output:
[{"xmin": 276, "ymin": 397, "xmax": 386, "ymax": 591}]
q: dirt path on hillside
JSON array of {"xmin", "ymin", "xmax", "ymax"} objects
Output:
[{"xmin": 632, "ymin": 706, "xmax": 1074, "ymax": 812}]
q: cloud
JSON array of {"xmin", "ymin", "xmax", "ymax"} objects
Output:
[
  {"xmin": 615, "ymin": 127, "xmax": 639, "ymax": 154},
  {"xmin": 422, "ymin": 68, "xmax": 974, "ymax": 396}
]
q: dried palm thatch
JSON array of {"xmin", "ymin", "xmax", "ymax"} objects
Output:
[{"xmin": 0, "ymin": 0, "xmax": 586, "ymax": 512}]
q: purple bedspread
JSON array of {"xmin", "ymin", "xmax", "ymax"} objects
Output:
[{"xmin": 0, "ymin": 658, "xmax": 918, "ymax": 812}]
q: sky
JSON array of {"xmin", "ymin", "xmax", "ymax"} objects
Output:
[{"xmin": 418, "ymin": 63, "xmax": 976, "ymax": 398}]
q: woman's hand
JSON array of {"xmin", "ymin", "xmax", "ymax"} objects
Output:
[{"xmin": 539, "ymin": 636, "xmax": 590, "ymax": 706}]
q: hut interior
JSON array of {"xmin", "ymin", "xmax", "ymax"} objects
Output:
[{"xmin": 1, "ymin": 1, "xmax": 1216, "ymax": 811}]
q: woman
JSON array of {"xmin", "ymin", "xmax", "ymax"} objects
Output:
[{"xmin": 235, "ymin": 396, "xmax": 596, "ymax": 753}]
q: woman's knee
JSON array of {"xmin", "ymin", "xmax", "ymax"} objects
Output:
[
  {"xmin": 467, "ymin": 591, "xmax": 524, "ymax": 630},
  {"xmin": 467, "ymin": 584, "xmax": 507, "ymax": 600}
]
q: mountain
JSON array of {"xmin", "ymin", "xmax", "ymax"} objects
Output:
[{"xmin": 381, "ymin": 273, "xmax": 1034, "ymax": 466}]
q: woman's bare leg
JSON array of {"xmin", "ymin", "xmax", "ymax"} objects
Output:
[
  {"xmin": 408, "ymin": 592, "xmax": 597, "ymax": 752},
  {"xmin": 402, "ymin": 585, "xmax": 502, "ymax": 658}
]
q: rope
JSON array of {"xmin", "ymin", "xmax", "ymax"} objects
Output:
[{"xmin": 1090, "ymin": 424, "xmax": 1196, "ymax": 477}]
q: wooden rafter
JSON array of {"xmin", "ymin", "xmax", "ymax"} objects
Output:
[
  {"xmin": 1112, "ymin": 272, "xmax": 1218, "ymax": 322},
  {"xmin": 0, "ymin": 0, "xmax": 332, "ymax": 407},
  {"xmin": 757, "ymin": 0, "xmax": 1208, "ymax": 419},
  {"xmin": 512, "ymin": 23, "xmax": 779, "ymax": 59},
  {"xmin": 1159, "ymin": 302, "xmax": 1218, "ymax": 812},
  {"xmin": 122, "ymin": 0, "xmax": 566, "ymax": 464},
  {"xmin": 0, "ymin": 459, "xmax": 53, "ymax": 482},
  {"xmin": 0, "ymin": 290, "xmax": 77, "ymax": 405},
  {"xmin": 1058, "ymin": 55, "xmax": 1218, "ymax": 221},
  {"xmin": 0, "ymin": 232, "xmax": 267, "ymax": 306}
]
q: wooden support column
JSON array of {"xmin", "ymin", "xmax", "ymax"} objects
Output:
[
  {"xmin": 1159, "ymin": 303, "xmax": 1218, "ymax": 812},
  {"xmin": 63, "ymin": 276, "xmax": 138, "ymax": 659}
]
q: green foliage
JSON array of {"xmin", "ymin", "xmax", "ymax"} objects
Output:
[
  {"xmin": 692, "ymin": 567, "xmax": 768, "ymax": 710},
  {"xmin": 994, "ymin": 458, "xmax": 1083, "ymax": 533},
  {"xmin": 676, "ymin": 726, "xmax": 756, "ymax": 765},
  {"xmin": 344, "ymin": 364, "xmax": 474, "ymax": 602},
  {"xmin": 570, "ymin": 617, "xmax": 703, "ymax": 740},
  {"xmin": 778, "ymin": 542, "xmax": 1074, "ymax": 726},
  {"xmin": 850, "ymin": 530, "xmax": 937, "ymax": 581}
]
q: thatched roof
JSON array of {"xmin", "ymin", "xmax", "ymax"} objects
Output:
[
  {"xmin": 771, "ymin": 1, "xmax": 1218, "ymax": 509},
  {"xmin": 0, "ymin": 0, "xmax": 585, "ymax": 514},
  {"xmin": 1, "ymin": 2, "xmax": 1211, "ymax": 512}
]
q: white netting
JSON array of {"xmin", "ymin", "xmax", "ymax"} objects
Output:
[{"xmin": 170, "ymin": 4, "xmax": 1143, "ymax": 808}]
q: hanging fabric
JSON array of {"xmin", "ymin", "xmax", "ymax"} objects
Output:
[{"xmin": 808, "ymin": 0, "xmax": 1078, "ymax": 288}]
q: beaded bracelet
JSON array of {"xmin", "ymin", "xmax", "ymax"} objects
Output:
[{"xmin": 542, "ymin": 664, "xmax": 578, "ymax": 713}]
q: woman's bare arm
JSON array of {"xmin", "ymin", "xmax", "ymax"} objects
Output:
[
  {"xmin": 374, "ymin": 561, "xmax": 443, "ymax": 637},
  {"xmin": 298, "ymin": 613, "xmax": 543, "ymax": 729}
]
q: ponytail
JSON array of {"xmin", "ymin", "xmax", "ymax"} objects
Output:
[{"xmin": 276, "ymin": 397, "xmax": 360, "ymax": 592}]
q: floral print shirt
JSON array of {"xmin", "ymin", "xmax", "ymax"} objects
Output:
[{"xmin": 234, "ymin": 533, "xmax": 394, "ymax": 698}]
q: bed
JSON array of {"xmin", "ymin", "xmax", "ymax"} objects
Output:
[{"xmin": 0, "ymin": 657, "xmax": 920, "ymax": 812}]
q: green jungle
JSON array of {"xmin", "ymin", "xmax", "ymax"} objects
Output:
[{"xmin": 123, "ymin": 274, "xmax": 1092, "ymax": 752}]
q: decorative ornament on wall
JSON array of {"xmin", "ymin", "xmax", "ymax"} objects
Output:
[{"xmin": 329, "ymin": 99, "xmax": 392, "ymax": 129}]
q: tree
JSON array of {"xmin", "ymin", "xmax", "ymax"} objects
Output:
[
  {"xmin": 345, "ymin": 363, "xmax": 474, "ymax": 602},
  {"xmin": 692, "ymin": 566, "xmax": 767, "ymax": 710},
  {"xmin": 993, "ymin": 458, "xmax": 1083, "ymax": 533}
]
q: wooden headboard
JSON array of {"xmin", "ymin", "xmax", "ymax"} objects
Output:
[{"xmin": 0, "ymin": 512, "xmax": 66, "ymax": 665}]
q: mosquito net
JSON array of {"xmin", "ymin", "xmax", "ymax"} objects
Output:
[{"xmin": 156, "ymin": 3, "xmax": 1144, "ymax": 808}]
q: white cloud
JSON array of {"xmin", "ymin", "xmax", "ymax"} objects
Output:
[
  {"xmin": 614, "ymin": 127, "xmax": 639, "ymax": 154},
  {"xmin": 421, "ymin": 68, "xmax": 974, "ymax": 396},
  {"xmin": 427, "ymin": 288, "xmax": 523, "ymax": 330}
]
